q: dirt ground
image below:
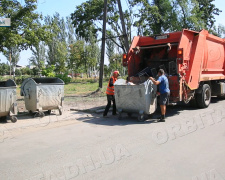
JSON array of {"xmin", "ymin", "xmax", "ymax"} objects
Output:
[{"xmin": 17, "ymin": 95, "xmax": 107, "ymax": 114}]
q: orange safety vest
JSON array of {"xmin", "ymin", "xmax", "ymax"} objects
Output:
[{"xmin": 106, "ymin": 76, "xmax": 117, "ymax": 95}]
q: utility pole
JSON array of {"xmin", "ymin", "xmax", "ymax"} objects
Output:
[
  {"xmin": 99, "ymin": 0, "xmax": 108, "ymax": 88},
  {"xmin": 9, "ymin": 49, "xmax": 12, "ymax": 77},
  {"xmin": 117, "ymin": 0, "xmax": 129, "ymax": 53}
]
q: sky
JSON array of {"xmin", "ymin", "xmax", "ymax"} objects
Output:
[{"xmin": 0, "ymin": 0, "xmax": 225, "ymax": 66}]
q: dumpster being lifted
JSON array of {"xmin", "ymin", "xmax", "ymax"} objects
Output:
[
  {"xmin": 114, "ymin": 79, "xmax": 157, "ymax": 121},
  {"xmin": 0, "ymin": 79, "xmax": 17, "ymax": 123},
  {"xmin": 20, "ymin": 78, "xmax": 64, "ymax": 117}
]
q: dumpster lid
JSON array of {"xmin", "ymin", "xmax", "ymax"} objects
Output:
[
  {"xmin": 32, "ymin": 78, "xmax": 64, "ymax": 84},
  {"xmin": 0, "ymin": 79, "xmax": 17, "ymax": 87},
  {"xmin": 20, "ymin": 77, "xmax": 64, "ymax": 96}
]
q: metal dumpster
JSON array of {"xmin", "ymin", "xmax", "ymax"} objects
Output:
[
  {"xmin": 0, "ymin": 79, "xmax": 17, "ymax": 123},
  {"xmin": 114, "ymin": 80, "xmax": 157, "ymax": 121},
  {"xmin": 20, "ymin": 78, "xmax": 64, "ymax": 117}
]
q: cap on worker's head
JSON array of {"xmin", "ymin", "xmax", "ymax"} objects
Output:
[{"xmin": 113, "ymin": 70, "xmax": 120, "ymax": 76}]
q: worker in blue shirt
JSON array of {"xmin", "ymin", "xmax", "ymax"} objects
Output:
[{"xmin": 149, "ymin": 69, "xmax": 170, "ymax": 122}]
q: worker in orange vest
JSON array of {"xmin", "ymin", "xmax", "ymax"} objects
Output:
[{"xmin": 103, "ymin": 70, "xmax": 120, "ymax": 117}]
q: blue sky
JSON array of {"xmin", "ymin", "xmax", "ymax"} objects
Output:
[{"xmin": 0, "ymin": 0, "xmax": 224, "ymax": 66}]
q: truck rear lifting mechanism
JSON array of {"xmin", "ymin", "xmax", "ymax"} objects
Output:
[{"xmin": 123, "ymin": 29, "xmax": 225, "ymax": 109}]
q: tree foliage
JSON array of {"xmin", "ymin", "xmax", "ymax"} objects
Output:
[
  {"xmin": 44, "ymin": 13, "xmax": 68, "ymax": 73},
  {"xmin": 29, "ymin": 41, "xmax": 46, "ymax": 72},
  {"xmin": 0, "ymin": 0, "xmax": 50, "ymax": 52},
  {"xmin": 0, "ymin": 63, "xmax": 10, "ymax": 76},
  {"xmin": 71, "ymin": 0, "xmax": 133, "ymax": 53},
  {"xmin": 130, "ymin": 0, "xmax": 221, "ymax": 35},
  {"xmin": 3, "ymin": 46, "xmax": 20, "ymax": 67}
]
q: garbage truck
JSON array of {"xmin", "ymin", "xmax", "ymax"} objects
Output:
[{"xmin": 122, "ymin": 29, "xmax": 225, "ymax": 108}]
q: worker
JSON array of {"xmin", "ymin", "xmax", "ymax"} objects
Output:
[
  {"xmin": 149, "ymin": 69, "xmax": 170, "ymax": 122},
  {"xmin": 126, "ymin": 77, "xmax": 135, "ymax": 85},
  {"xmin": 103, "ymin": 70, "xmax": 120, "ymax": 117}
]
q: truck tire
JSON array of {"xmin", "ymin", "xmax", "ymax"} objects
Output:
[{"xmin": 196, "ymin": 84, "xmax": 211, "ymax": 108}]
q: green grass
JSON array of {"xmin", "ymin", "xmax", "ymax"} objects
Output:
[
  {"xmin": 65, "ymin": 81, "xmax": 108, "ymax": 95},
  {"xmin": 16, "ymin": 80, "xmax": 108, "ymax": 99}
]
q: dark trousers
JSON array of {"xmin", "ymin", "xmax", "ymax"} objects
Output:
[{"xmin": 103, "ymin": 95, "xmax": 117, "ymax": 116}]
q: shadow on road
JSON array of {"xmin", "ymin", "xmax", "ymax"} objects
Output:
[
  {"xmin": 74, "ymin": 103, "xmax": 190, "ymax": 126},
  {"xmin": 75, "ymin": 96, "xmax": 225, "ymax": 126},
  {"xmin": 75, "ymin": 114, "xmax": 156, "ymax": 126}
]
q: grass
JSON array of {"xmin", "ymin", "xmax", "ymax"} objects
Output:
[
  {"xmin": 16, "ymin": 80, "xmax": 109, "ymax": 99},
  {"xmin": 65, "ymin": 81, "xmax": 108, "ymax": 96}
]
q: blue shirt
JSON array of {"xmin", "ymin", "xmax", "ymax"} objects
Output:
[{"xmin": 157, "ymin": 75, "xmax": 170, "ymax": 94}]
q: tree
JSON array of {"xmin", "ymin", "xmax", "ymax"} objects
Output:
[
  {"xmin": 106, "ymin": 33, "xmax": 116, "ymax": 61},
  {"xmin": 44, "ymin": 13, "xmax": 68, "ymax": 73},
  {"xmin": 0, "ymin": 0, "xmax": 50, "ymax": 52},
  {"xmin": 106, "ymin": 33, "xmax": 121, "ymax": 74},
  {"xmin": 0, "ymin": 63, "xmax": 10, "ymax": 76},
  {"xmin": 130, "ymin": 0, "xmax": 179, "ymax": 35},
  {"xmin": 66, "ymin": 16, "xmax": 76, "ymax": 45},
  {"xmin": 130, "ymin": 0, "xmax": 221, "ymax": 35},
  {"xmin": 68, "ymin": 40, "xmax": 85, "ymax": 76},
  {"xmin": 71, "ymin": 0, "xmax": 133, "ymax": 53},
  {"xmin": 84, "ymin": 30, "xmax": 100, "ymax": 78},
  {"xmin": 4, "ymin": 46, "xmax": 20, "ymax": 67},
  {"xmin": 29, "ymin": 41, "xmax": 46, "ymax": 73},
  {"xmin": 197, "ymin": 0, "xmax": 221, "ymax": 30},
  {"xmin": 213, "ymin": 24, "xmax": 225, "ymax": 38},
  {"xmin": 3, "ymin": 46, "xmax": 20, "ymax": 76}
]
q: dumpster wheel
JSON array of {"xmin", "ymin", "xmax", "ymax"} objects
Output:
[
  {"xmin": 34, "ymin": 111, "xmax": 45, "ymax": 118},
  {"xmin": 10, "ymin": 116, "xmax": 17, "ymax": 123},
  {"xmin": 29, "ymin": 110, "xmax": 34, "ymax": 115},
  {"xmin": 138, "ymin": 114, "xmax": 145, "ymax": 122},
  {"xmin": 47, "ymin": 110, "xmax": 51, "ymax": 115},
  {"xmin": 59, "ymin": 109, "xmax": 62, "ymax": 115}
]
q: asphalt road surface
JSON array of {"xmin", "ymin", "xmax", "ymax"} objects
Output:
[{"xmin": 0, "ymin": 97, "xmax": 225, "ymax": 180}]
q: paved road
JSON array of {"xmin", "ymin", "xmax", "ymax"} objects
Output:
[{"xmin": 0, "ymin": 97, "xmax": 225, "ymax": 180}]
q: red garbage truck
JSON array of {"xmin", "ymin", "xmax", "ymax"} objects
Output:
[{"xmin": 123, "ymin": 29, "xmax": 225, "ymax": 108}]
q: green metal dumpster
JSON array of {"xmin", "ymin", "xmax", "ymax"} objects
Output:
[
  {"xmin": 0, "ymin": 79, "xmax": 17, "ymax": 123},
  {"xmin": 20, "ymin": 78, "xmax": 64, "ymax": 117}
]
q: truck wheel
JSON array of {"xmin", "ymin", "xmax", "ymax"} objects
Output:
[{"xmin": 196, "ymin": 84, "xmax": 211, "ymax": 108}]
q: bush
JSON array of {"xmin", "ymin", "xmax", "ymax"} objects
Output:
[
  {"xmin": 42, "ymin": 65, "xmax": 56, "ymax": 77},
  {"xmin": 15, "ymin": 69, "xmax": 22, "ymax": 76},
  {"xmin": 56, "ymin": 73, "xmax": 72, "ymax": 84},
  {"xmin": 32, "ymin": 67, "xmax": 40, "ymax": 76},
  {"xmin": 15, "ymin": 75, "xmax": 31, "ymax": 85}
]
